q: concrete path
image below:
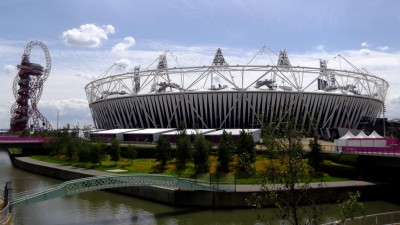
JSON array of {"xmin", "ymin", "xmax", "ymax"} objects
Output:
[
  {"xmin": 234, "ymin": 180, "xmax": 375, "ymax": 192},
  {"xmin": 16, "ymin": 156, "xmax": 111, "ymax": 177}
]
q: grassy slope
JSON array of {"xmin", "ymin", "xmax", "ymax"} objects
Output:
[{"xmin": 31, "ymin": 155, "xmax": 349, "ymax": 184}]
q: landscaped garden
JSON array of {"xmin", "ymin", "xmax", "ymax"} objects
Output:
[
  {"xmin": 14, "ymin": 124, "xmax": 366, "ymax": 225},
  {"xmin": 19, "ymin": 126, "xmax": 356, "ymax": 185}
]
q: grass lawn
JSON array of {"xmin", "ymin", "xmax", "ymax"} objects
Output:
[{"xmin": 30, "ymin": 155, "xmax": 349, "ymax": 184}]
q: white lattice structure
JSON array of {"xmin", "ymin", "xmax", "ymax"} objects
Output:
[{"xmin": 85, "ymin": 48, "xmax": 388, "ymax": 130}]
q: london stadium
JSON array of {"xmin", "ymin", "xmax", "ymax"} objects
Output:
[{"xmin": 84, "ymin": 48, "xmax": 388, "ymax": 132}]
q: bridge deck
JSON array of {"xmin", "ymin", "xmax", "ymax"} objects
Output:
[
  {"xmin": 11, "ymin": 174, "xmax": 219, "ymax": 208},
  {"xmin": 0, "ymin": 137, "xmax": 49, "ymax": 148}
]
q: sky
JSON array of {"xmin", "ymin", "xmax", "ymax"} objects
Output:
[{"xmin": 0, "ymin": 0, "xmax": 399, "ymax": 129}]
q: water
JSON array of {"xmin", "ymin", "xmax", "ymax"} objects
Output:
[{"xmin": 1, "ymin": 149, "xmax": 400, "ymax": 225}]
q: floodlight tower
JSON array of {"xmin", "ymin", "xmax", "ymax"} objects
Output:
[{"xmin": 10, "ymin": 40, "xmax": 52, "ymax": 132}]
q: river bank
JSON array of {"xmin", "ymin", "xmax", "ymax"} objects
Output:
[{"xmin": 7, "ymin": 150, "xmax": 389, "ymax": 208}]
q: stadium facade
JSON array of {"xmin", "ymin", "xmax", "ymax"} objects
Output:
[{"xmin": 85, "ymin": 48, "xmax": 388, "ymax": 132}]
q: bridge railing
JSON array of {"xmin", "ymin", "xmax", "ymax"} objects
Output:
[
  {"xmin": 178, "ymin": 176, "xmax": 235, "ymax": 192},
  {"xmin": 11, "ymin": 183, "xmax": 62, "ymax": 200},
  {"xmin": 10, "ymin": 174, "xmax": 225, "ymax": 208},
  {"xmin": 0, "ymin": 191, "xmax": 10, "ymax": 224},
  {"xmin": 0, "ymin": 202, "xmax": 10, "ymax": 224},
  {"xmin": 0, "ymin": 137, "xmax": 50, "ymax": 143},
  {"xmin": 342, "ymin": 146, "xmax": 400, "ymax": 155},
  {"xmin": 322, "ymin": 211, "xmax": 400, "ymax": 225}
]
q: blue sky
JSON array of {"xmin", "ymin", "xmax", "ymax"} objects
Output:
[{"xmin": 0, "ymin": 0, "xmax": 400, "ymax": 129}]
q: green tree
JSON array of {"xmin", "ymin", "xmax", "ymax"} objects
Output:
[
  {"xmin": 217, "ymin": 130, "xmax": 234, "ymax": 173},
  {"xmin": 155, "ymin": 136, "xmax": 172, "ymax": 169},
  {"xmin": 19, "ymin": 129, "xmax": 30, "ymax": 137},
  {"xmin": 89, "ymin": 144, "xmax": 101, "ymax": 164},
  {"xmin": 308, "ymin": 137, "xmax": 323, "ymax": 174},
  {"xmin": 77, "ymin": 140, "xmax": 90, "ymax": 163},
  {"xmin": 250, "ymin": 119, "xmax": 324, "ymax": 225},
  {"xmin": 175, "ymin": 122, "xmax": 192, "ymax": 170},
  {"xmin": 94, "ymin": 142, "xmax": 107, "ymax": 164},
  {"xmin": 44, "ymin": 128, "xmax": 77, "ymax": 161},
  {"xmin": 337, "ymin": 191, "xmax": 365, "ymax": 224},
  {"xmin": 110, "ymin": 138, "xmax": 121, "ymax": 164},
  {"xmin": 125, "ymin": 145, "xmax": 137, "ymax": 165},
  {"xmin": 193, "ymin": 133, "xmax": 210, "ymax": 173},
  {"xmin": 236, "ymin": 129, "xmax": 256, "ymax": 174}
]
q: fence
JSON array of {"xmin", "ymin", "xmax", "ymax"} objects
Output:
[
  {"xmin": 342, "ymin": 146, "xmax": 400, "ymax": 155},
  {"xmin": 0, "ymin": 203, "xmax": 10, "ymax": 224},
  {"xmin": 0, "ymin": 192, "xmax": 10, "ymax": 224},
  {"xmin": 0, "ymin": 137, "xmax": 50, "ymax": 143},
  {"xmin": 322, "ymin": 211, "xmax": 400, "ymax": 225}
]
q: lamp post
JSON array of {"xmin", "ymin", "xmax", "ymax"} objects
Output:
[{"xmin": 383, "ymin": 104, "xmax": 386, "ymax": 137}]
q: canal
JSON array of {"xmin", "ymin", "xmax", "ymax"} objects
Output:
[{"xmin": 1, "ymin": 149, "xmax": 400, "ymax": 225}]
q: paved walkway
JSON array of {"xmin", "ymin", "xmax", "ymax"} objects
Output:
[
  {"xmin": 16, "ymin": 156, "xmax": 111, "ymax": 177},
  {"xmin": 15, "ymin": 157, "xmax": 376, "ymax": 193}
]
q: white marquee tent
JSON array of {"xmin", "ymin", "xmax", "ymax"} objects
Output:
[{"xmin": 334, "ymin": 130, "xmax": 386, "ymax": 151}]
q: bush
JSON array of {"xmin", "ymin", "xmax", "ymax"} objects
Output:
[
  {"xmin": 78, "ymin": 146, "xmax": 90, "ymax": 163},
  {"xmin": 121, "ymin": 145, "xmax": 156, "ymax": 159},
  {"xmin": 110, "ymin": 138, "xmax": 121, "ymax": 163},
  {"xmin": 321, "ymin": 161, "xmax": 358, "ymax": 179},
  {"xmin": 323, "ymin": 153, "xmax": 358, "ymax": 167}
]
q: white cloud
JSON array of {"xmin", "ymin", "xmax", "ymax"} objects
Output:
[
  {"xmin": 313, "ymin": 44, "xmax": 325, "ymax": 52},
  {"xmin": 2, "ymin": 41, "xmax": 400, "ymax": 128},
  {"xmin": 62, "ymin": 24, "xmax": 115, "ymax": 48},
  {"xmin": 115, "ymin": 58, "xmax": 132, "ymax": 69},
  {"xmin": 361, "ymin": 42, "xmax": 369, "ymax": 47},
  {"xmin": 112, "ymin": 36, "xmax": 136, "ymax": 52},
  {"xmin": 38, "ymin": 99, "xmax": 93, "ymax": 129},
  {"xmin": 378, "ymin": 46, "xmax": 389, "ymax": 51},
  {"xmin": 4, "ymin": 64, "xmax": 16, "ymax": 75},
  {"xmin": 40, "ymin": 98, "xmax": 88, "ymax": 111},
  {"xmin": 359, "ymin": 48, "xmax": 371, "ymax": 55},
  {"xmin": 75, "ymin": 73, "xmax": 98, "ymax": 81}
]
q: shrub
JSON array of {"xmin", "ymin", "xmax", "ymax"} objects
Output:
[
  {"xmin": 321, "ymin": 160, "xmax": 358, "ymax": 179},
  {"xmin": 323, "ymin": 153, "xmax": 358, "ymax": 167}
]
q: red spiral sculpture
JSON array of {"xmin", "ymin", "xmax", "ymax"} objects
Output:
[{"xmin": 10, "ymin": 40, "xmax": 52, "ymax": 132}]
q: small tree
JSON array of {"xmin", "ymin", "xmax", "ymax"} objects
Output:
[
  {"xmin": 176, "ymin": 133, "xmax": 191, "ymax": 170},
  {"xmin": 125, "ymin": 145, "xmax": 137, "ymax": 165},
  {"xmin": 337, "ymin": 191, "xmax": 365, "ymax": 223},
  {"xmin": 250, "ymin": 118, "xmax": 325, "ymax": 225},
  {"xmin": 236, "ymin": 129, "xmax": 256, "ymax": 174},
  {"xmin": 20, "ymin": 129, "xmax": 30, "ymax": 137},
  {"xmin": 155, "ymin": 136, "xmax": 172, "ymax": 169},
  {"xmin": 308, "ymin": 137, "xmax": 323, "ymax": 174},
  {"xmin": 110, "ymin": 138, "xmax": 121, "ymax": 164},
  {"xmin": 95, "ymin": 142, "xmax": 107, "ymax": 164},
  {"xmin": 89, "ymin": 144, "xmax": 101, "ymax": 164},
  {"xmin": 77, "ymin": 140, "xmax": 90, "ymax": 163},
  {"xmin": 217, "ymin": 130, "xmax": 234, "ymax": 173},
  {"xmin": 44, "ymin": 128, "xmax": 73, "ymax": 158},
  {"xmin": 175, "ymin": 123, "xmax": 191, "ymax": 170},
  {"xmin": 193, "ymin": 133, "xmax": 210, "ymax": 173}
]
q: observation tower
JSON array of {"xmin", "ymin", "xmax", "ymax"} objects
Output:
[{"xmin": 10, "ymin": 40, "xmax": 52, "ymax": 132}]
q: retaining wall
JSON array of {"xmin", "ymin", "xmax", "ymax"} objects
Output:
[{"xmin": 9, "ymin": 153, "xmax": 385, "ymax": 208}]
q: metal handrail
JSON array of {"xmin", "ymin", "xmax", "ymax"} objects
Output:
[
  {"xmin": 0, "ymin": 195, "xmax": 10, "ymax": 224},
  {"xmin": 10, "ymin": 174, "xmax": 225, "ymax": 208},
  {"xmin": 322, "ymin": 211, "xmax": 400, "ymax": 225},
  {"xmin": 11, "ymin": 183, "xmax": 62, "ymax": 199}
]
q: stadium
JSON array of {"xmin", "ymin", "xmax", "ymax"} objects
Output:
[{"xmin": 84, "ymin": 48, "xmax": 388, "ymax": 135}]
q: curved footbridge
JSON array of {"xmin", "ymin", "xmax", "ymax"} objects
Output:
[{"xmin": 10, "ymin": 174, "xmax": 220, "ymax": 209}]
